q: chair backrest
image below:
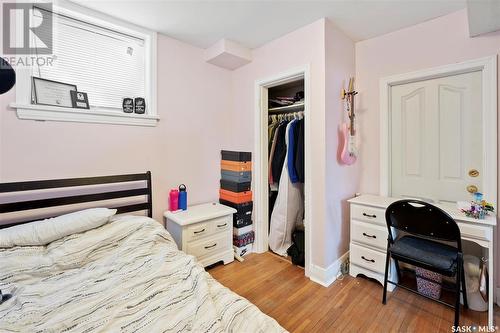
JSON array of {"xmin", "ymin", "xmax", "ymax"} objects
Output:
[{"xmin": 385, "ymin": 199, "xmax": 461, "ymax": 246}]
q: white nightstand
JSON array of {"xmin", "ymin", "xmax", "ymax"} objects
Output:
[{"xmin": 164, "ymin": 202, "xmax": 236, "ymax": 267}]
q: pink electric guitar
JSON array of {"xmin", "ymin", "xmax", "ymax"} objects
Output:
[{"xmin": 340, "ymin": 78, "xmax": 358, "ymax": 165}]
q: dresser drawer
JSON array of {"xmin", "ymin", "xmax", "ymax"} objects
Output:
[
  {"xmin": 186, "ymin": 234, "xmax": 229, "ymax": 258},
  {"xmin": 351, "ymin": 205, "xmax": 386, "ymax": 226},
  {"xmin": 212, "ymin": 217, "xmax": 231, "ymax": 233},
  {"xmin": 459, "ymin": 222, "xmax": 492, "ymax": 242},
  {"xmin": 186, "ymin": 223, "xmax": 210, "ymax": 241},
  {"xmin": 185, "ymin": 216, "xmax": 230, "ymax": 242},
  {"xmin": 351, "ymin": 220, "xmax": 388, "ymax": 250},
  {"xmin": 350, "ymin": 243, "xmax": 386, "ymax": 273}
]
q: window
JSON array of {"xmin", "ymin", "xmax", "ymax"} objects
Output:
[{"xmin": 13, "ymin": 4, "xmax": 157, "ymax": 126}]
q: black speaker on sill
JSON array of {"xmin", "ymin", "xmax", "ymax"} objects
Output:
[
  {"xmin": 0, "ymin": 57, "xmax": 16, "ymax": 95},
  {"xmin": 134, "ymin": 97, "xmax": 145, "ymax": 114},
  {"xmin": 123, "ymin": 98, "xmax": 134, "ymax": 113}
]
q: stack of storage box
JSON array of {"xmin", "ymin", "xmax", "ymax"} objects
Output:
[{"xmin": 219, "ymin": 150, "xmax": 254, "ymax": 257}]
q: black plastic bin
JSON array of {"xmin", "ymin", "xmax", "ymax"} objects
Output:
[
  {"xmin": 233, "ymin": 215, "xmax": 252, "ymax": 228},
  {"xmin": 219, "ymin": 199, "xmax": 253, "ymax": 226},
  {"xmin": 221, "ymin": 170, "xmax": 252, "ymax": 183},
  {"xmin": 221, "ymin": 150, "xmax": 252, "ymax": 162},
  {"xmin": 220, "ymin": 180, "xmax": 251, "ymax": 192}
]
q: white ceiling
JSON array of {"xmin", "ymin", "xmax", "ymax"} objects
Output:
[{"xmin": 72, "ymin": 0, "xmax": 466, "ymax": 49}]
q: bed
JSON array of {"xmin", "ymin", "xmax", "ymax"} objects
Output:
[{"xmin": 0, "ymin": 172, "xmax": 285, "ymax": 332}]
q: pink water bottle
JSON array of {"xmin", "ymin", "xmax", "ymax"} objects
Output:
[{"xmin": 169, "ymin": 189, "xmax": 179, "ymax": 211}]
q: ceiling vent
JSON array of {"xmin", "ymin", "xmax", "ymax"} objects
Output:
[{"xmin": 204, "ymin": 39, "xmax": 252, "ymax": 70}]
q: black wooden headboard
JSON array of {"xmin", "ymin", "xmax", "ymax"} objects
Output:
[{"xmin": 0, "ymin": 171, "xmax": 152, "ymax": 229}]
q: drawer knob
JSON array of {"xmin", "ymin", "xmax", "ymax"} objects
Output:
[
  {"xmin": 217, "ymin": 223, "xmax": 227, "ymax": 228},
  {"xmin": 361, "ymin": 256, "xmax": 375, "ymax": 263},
  {"xmin": 204, "ymin": 243, "xmax": 217, "ymax": 249},
  {"xmin": 362, "ymin": 213, "xmax": 377, "ymax": 218},
  {"xmin": 362, "ymin": 232, "xmax": 376, "ymax": 239},
  {"xmin": 193, "ymin": 228, "xmax": 206, "ymax": 234}
]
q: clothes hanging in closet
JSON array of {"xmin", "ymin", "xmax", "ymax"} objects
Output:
[
  {"xmin": 287, "ymin": 119, "xmax": 300, "ymax": 183},
  {"xmin": 270, "ymin": 121, "xmax": 289, "ymax": 185},
  {"xmin": 268, "ymin": 121, "xmax": 282, "ymax": 185},
  {"xmin": 294, "ymin": 119, "xmax": 305, "ymax": 183},
  {"xmin": 268, "ymin": 118, "xmax": 304, "ymax": 256}
]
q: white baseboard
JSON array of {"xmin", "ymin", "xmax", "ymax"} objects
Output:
[{"xmin": 309, "ymin": 251, "xmax": 349, "ymax": 287}]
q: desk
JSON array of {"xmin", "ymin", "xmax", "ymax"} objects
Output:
[{"xmin": 348, "ymin": 194, "xmax": 496, "ymax": 327}]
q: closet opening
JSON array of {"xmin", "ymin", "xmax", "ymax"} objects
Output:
[{"xmin": 254, "ymin": 67, "xmax": 311, "ymax": 277}]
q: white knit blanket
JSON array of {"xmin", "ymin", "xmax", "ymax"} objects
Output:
[{"xmin": 0, "ymin": 216, "xmax": 285, "ymax": 333}]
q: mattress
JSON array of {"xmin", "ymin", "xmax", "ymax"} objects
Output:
[{"xmin": 0, "ymin": 215, "xmax": 285, "ymax": 333}]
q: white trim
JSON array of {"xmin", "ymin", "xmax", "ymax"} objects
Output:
[
  {"xmin": 14, "ymin": 0, "xmax": 158, "ymax": 126},
  {"xmin": 379, "ymin": 56, "xmax": 498, "ymax": 208},
  {"xmin": 253, "ymin": 65, "xmax": 312, "ymax": 277},
  {"xmin": 309, "ymin": 251, "xmax": 349, "ymax": 287},
  {"xmin": 11, "ymin": 103, "xmax": 159, "ymax": 127}
]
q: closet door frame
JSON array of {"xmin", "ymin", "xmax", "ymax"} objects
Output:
[{"xmin": 253, "ymin": 65, "xmax": 312, "ymax": 277}]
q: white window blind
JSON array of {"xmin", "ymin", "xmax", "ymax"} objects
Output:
[{"xmin": 32, "ymin": 8, "xmax": 146, "ymax": 111}]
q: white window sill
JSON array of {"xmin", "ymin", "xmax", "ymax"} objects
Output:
[{"xmin": 10, "ymin": 103, "xmax": 159, "ymax": 127}]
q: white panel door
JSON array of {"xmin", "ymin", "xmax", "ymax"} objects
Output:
[{"xmin": 390, "ymin": 71, "xmax": 482, "ymax": 203}]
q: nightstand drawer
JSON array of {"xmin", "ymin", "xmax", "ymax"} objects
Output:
[
  {"xmin": 185, "ymin": 216, "xmax": 230, "ymax": 242},
  {"xmin": 187, "ymin": 234, "xmax": 229, "ymax": 258},
  {"xmin": 351, "ymin": 205, "xmax": 386, "ymax": 226},
  {"xmin": 350, "ymin": 243, "xmax": 386, "ymax": 273},
  {"xmin": 212, "ymin": 218, "xmax": 230, "ymax": 232},
  {"xmin": 351, "ymin": 220, "xmax": 388, "ymax": 250},
  {"xmin": 186, "ymin": 223, "xmax": 210, "ymax": 240}
]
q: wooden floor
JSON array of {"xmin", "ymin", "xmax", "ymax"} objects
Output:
[{"xmin": 208, "ymin": 252, "xmax": 500, "ymax": 332}]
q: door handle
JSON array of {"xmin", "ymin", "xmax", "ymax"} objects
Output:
[
  {"xmin": 204, "ymin": 243, "xmax": 217, "ymax": 249},
  {"xmin": 468, "ymin": 169, "xmax": 479, "ymax": 178},
  {"xmin": 193, "ymin": 228, "xmax": 206, "ymax": 234},
  {"xmin": 362, "ymin": 232, "xmax": 376, "ymax": 239},
  {"xmin": 362, "ymin": 213, "xmax": 377, "ymax": 218},
  {"xmin": 467, "ymin": 185, "xmax": 478, "ymax": 194},
  {"xmin": 217, "ymin": 223, "xmax": 227, "ymax": 228},
  {"xmin": 361, "ymin": 256, "xmax": 375, "ymax": 263}
]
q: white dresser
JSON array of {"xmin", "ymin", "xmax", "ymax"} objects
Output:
[
  {"xmin": 348, "ymin": 196, "xmax": 399, "ymax": 292},
  {"xmin": 165, "ymin": 202, "xmax": 236, "ymax": 267},
  {"xmin": 348, "ymin": 194, "xmax": 497, "ymax": 326}
]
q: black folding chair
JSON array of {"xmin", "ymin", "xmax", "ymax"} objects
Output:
[{"xmin": 382, "ymin": 199, "xmax": 468, "ymax": 327}]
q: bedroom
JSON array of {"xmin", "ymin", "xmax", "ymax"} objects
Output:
[{"xmin": 0, "ymin": 0, "xmax": 499, "ymax": 332}]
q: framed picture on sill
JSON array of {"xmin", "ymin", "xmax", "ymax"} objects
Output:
[
  {"xmin": 32, "ymin": 77, "xmax": 77, "ymax": 108},
  {"xmin": 70, "ymin": 91, "xmax": 90, "ymax": 109}
]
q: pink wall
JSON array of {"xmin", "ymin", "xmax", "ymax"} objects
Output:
[
  {"xmin": 325, "ymin": 20, "xmax": 358, "ymax": 265},
  {"xmin": 230, "ymin": 18, "xmax": 357, "ymax": 269},
  {"xmin": 0, "ymin": 34, "xmax": 233, "ymax": 222},
  {"xmin": 355, "ymin": 8, "xmax": 500, "ymax": 287},
  {"xmin": 229, "ymin": 19, "xmax": 329, "ymax": 267},
  {"xmin": 0, "ymin": 16, "xmax": 357, "ymax": 273}
]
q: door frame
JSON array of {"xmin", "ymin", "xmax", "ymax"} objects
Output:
[
  {"xmin": 253, "ymin": 65, "xmax": 312, "ymax": 277},
  {"xmin": 379, "ymin": 55, "xmax": 497, "ymax": 208}
]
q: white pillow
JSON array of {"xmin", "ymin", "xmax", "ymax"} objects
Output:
[{"xmin": 0, "ymin": 208, "xmax": 117, "ymax": 248}]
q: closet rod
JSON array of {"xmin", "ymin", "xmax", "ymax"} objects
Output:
[{"xmin": 268, "ymin": 102, "xmax": 304, "ymax": 113}]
